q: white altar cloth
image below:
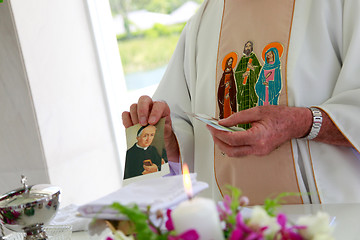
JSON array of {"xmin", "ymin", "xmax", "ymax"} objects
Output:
[{"xmin": 78, "ymin": 174, "xmax": 208, "ymax": 220}]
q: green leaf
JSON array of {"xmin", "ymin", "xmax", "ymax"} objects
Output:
[
  {"xmin": 224, "ymin": 185, "xmax": 242, "ymax": 213},
  {"xmin": 110, "ymin": 203, "xmax": 159, "ymax": 240},
  {"xmin": 263, "ymin": 192, "xmax": 304, "ymax": 217}
]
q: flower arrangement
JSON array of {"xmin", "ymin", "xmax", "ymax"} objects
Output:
[{"xmin": 104, "ymin": 187, "xmax": 334, "ymax": 240}]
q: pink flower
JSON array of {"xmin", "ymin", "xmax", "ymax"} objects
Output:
[
  {"xmin": 275, "ymin": 213, "xmax": 306, "ymax": 240},
  {"xmin": 239, "ymin": 196, "xmax": 249, "ymax": 207},
  {"xmin": 166, "ymin": 209, "xmax": 199, "ymax": 240},
  {"xmin": 165, "ymin": 209, "xmax": 175, "ymax": 231},
  {"xmin": 230, "ymin": 229, "xmax": 243, "ymax": 240},
  {"xmin": 168, "ymin": 229, "xmax": 199, "ymax": 240},
  {"xmin": 149, "ymin": 224, "xmax": 158, "ymax": 234},
  {"xmin": 217, "ymin": 195, "xmax": 232, "ymax": 221},
  {"xmin": 230, "ymin": 212, "xmax": 268, "ymax": 240},
  {"xmin": 224, "ymin": 195, "xmax": 232, "ymax": 210}
]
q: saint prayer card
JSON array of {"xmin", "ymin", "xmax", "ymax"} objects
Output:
[{"xmin": 123, "ymin": 118, "xmax": 169, "ymax": 184}]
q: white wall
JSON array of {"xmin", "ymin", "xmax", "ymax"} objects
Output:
[
  {"xmin": 0, "ymin": 0, "xmax": 127, "ymax": 206},
  {"xmin": 0, "ymin": 0, "xmax": 50, "ymax": 193}
]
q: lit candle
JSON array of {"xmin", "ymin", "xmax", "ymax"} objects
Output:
[{"xmin": 171, "ymin": 164, "xmax": 224, "ymax": 240}]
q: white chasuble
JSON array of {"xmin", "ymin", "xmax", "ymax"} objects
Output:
[
  {"xmin": 153, "ymin": 0, "xmax": 360, "ymax": 204},
  {"xmin": 215, "ymin": 0, "xmax": 302, "ymax": 205}
]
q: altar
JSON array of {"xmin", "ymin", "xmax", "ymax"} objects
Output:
[
  {"xmin": 70, "ymin": 203, "xmax": 360, "ymax": 240},
  {"xmin": 0, "ymin": 173, "xmax": 356, "ymax": 239}
]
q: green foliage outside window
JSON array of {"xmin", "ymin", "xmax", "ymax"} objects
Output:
[
  {"xmin": 109, "ymin": 0, "xmax": 202, "ymax": 15},
  {"xmin": 117, "ymin": 23, "xmax": 185, "ymax": 41},
  {"xmin": 109, "ymin": 0, "xmax": 201, "ymax": 75},
  {"xmin": 117, "ymin": 23, "xmax": 185, "ymax": 74}
]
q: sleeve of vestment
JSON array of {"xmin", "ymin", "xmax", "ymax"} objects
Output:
[
  {"xmin": 152, "ymin": 24, "xmax": 195, "ymax": 172},
  {"xmin": 318, "ymin": 0, "xmax": 360, "ymax": 152}
]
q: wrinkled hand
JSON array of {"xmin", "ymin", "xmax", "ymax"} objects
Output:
[
  {"xmin": 122, "ymin": 95, "xmax": 179, "ymax": 162},
  {"xmin": 142, "ymin": 163, "xmax": 158, "ymax": 175},
  {"xmin": 207, "ymin": 106, "xmax": 312, "ymax": 157}
]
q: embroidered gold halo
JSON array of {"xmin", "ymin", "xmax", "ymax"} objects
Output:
[
  {"xmin": 261, "ymin": 42, "xmax": 284, "ymax": 62},
  {"xmin": 221, "ymin": 52, "xmax": 238, "ymax": 70}
]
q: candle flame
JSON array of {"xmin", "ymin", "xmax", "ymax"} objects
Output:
[{"xmin": 182, "ymin": 163, "xmax": 193, "ymax": 199}]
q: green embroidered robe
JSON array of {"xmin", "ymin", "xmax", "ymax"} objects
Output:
[{"xmin": 234, "ymin": 52, "xmax": 261, "ymax": 129}]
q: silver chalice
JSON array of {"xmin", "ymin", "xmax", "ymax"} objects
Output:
[{"xmin": 0, "ymin": 176, "xmax": 60, "ymax": 240}]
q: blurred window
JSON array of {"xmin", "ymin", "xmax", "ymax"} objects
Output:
[{"xmin": 108, "ymin": 0, "xmax": 203, "ymax": 100}]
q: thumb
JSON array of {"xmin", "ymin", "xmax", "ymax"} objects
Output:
[
  {"xmin": 218, "ymin": 114, "xmax": 240, "ymax": 127},
  {"xmin": 219, "ymin": 108, "xmax": 260, "ymax": 127}
]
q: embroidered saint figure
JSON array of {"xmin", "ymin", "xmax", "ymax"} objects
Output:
[
  {"xmin": 255, "ymin": 42, "xmax": 284, "ymax": 106},
  {"xmin": 234, "ymin": 41, "xmax": 261, "ymax": 129},
  {"xmin": 218, "ymin": 52, "xmax": 238, "ymax": 119}
]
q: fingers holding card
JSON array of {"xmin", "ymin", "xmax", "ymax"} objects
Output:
[{"xmin": 185, "ymin": 112, "xmax": 245, "ymax": 132}]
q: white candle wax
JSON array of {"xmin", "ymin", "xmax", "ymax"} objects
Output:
[{"xmin": 171, "ymin": 197, "xmax": 224, "ymax": 240}]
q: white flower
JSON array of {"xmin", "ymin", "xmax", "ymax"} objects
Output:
[
  {"xmin": 113, "ymin": 230, "xmax": 135, "ymax": 240},
  {"xmin": 296, "ymin": 211, "xmax": 334, "ymax": 240},
  {"xmin": 247, "ymin": 206, "xmax": 280, "ymax": 235}
]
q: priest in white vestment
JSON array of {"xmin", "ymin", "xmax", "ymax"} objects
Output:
[{"xmin": 122, "ymin": 0, "xmax": 360, "ymax": 204}]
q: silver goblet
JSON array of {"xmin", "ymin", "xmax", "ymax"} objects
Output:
[{"xmin": 0, "ymin": 177, "xmax": 60, "ymax": 240}]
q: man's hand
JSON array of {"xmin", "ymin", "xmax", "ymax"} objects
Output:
[
  {"xmin": 207, "ymin": 106, "xmax": 312, "ymax": 157},
  {"xmin": 142, "ymin": 163, "xmax": 158, "ymax": 175},
  {"xmin": 122, "ymin": 95, "xmax": 180, "ymax": 162}
]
